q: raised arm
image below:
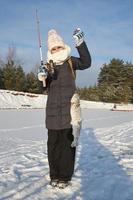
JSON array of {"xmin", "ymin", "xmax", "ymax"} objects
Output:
[
  {"xmin": 71, "ymin": 41, "xmax": 91, "ymax": 70},
  {"xmin": 71, "ymin": 28, "xmax": 91, "ymax": 70}
]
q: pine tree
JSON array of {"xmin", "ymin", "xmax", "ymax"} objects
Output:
[
  {"xmin": 3, "ymin": 60, "xmax": 16, "ymax": 90},
  {"xmin": 0, "ymin": 67, "xmax": 4, "ymax": 89},
  {"xmin": 98, "ymin": 58, "xmax": 133, "ymax": 103},
  {"xmin": 15, "ymin": 65, "xmax": 26, "ymax": 91},
  {"xmin": 25, "ymin": 72, "xmax": 39, "ymax": 93}
]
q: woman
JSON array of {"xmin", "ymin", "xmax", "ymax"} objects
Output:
[{"xmin": 38, "ymin": 28, "xmax": 91, "ymax": 189}]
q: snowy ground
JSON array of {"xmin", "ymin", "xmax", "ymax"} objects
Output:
[
  {"xmin": 0, "ymin": 109, "xmax": 133, "ymax": 200},
  {"xmin": 1, "ymin": 89, "xmax": 133, "ymax": 111}
]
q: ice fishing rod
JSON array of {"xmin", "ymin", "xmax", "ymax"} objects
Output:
[
  {"xmin": 35, "ymin": 9, "xmax": 55, "ymax": 86},
  {"xmin": 35, "ymin": 9, "xmax": 43, "ymax": 66},
  {"xmin": 35, "ymin": 9, "xmax": 48, "ymax": 87}
]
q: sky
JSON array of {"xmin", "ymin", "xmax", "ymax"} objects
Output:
[{"xmin": 0, "ymin": 0, "xmax": 133, "ymax": 87}]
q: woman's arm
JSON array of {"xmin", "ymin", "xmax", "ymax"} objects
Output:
[{"xmin": 71, "ymin": 41, "xmax": 91, "ymax": 70}]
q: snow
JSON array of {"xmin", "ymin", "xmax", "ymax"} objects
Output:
[
  {"xmin": 1, "ymin": 89, "xmax": 133, "ymax": 110},
  {"xmin": 0, "ymin": 90, "xmax": 47, "ymax": 109},
  {"xmin": 0, "ymin": 90, "xmax": 133, "ymax": 200}
]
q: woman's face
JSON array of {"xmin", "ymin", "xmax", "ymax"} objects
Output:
[{"xmin": 51, "ymin": 46, "xmax": 64, "ymax": 54}]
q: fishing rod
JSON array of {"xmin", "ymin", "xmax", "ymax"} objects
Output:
[
  {"xmin": 35, "ymin": 9, "xmax": 55, "ymax": 86},
  {"xmin": 35, "ymin": 9, "xmax": 47, "ymax": 87},
  {"xmin": 36, "ymin": 9, "xmax": 43, "ymax": 66}
]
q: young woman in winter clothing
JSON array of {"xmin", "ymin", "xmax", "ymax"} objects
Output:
[{"xmin": 38, "ymin": 28, "xmax": 91, "ymax": 188}]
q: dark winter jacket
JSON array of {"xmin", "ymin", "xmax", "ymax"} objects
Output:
[{"xmin": 46, "ymin": 42, "xmax": 91, "ymax": 130}]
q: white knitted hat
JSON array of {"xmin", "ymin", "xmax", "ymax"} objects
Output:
[{"xmin": 47, "ymin": 29, "xmax": 65, "ymax": 52}]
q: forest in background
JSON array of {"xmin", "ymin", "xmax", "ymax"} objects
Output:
[{"xmin": 0, "ymin": 48, "xmax": 133, "ymax": 103}]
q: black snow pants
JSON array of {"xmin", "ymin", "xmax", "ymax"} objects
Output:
[{"xmin": 47, "ymin": 128, "xmax": 76, "ymax": 181}]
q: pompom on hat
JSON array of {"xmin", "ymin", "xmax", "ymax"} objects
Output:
[{"xmin": 47, "ymin": 29, "xmax": 65, "ymax": 52}]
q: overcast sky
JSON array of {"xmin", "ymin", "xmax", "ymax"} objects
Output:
[{"xmin": 0, "ymin": 0, "xmax": 133, "ymax": 87}]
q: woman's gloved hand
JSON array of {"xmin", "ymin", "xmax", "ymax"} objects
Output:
[
  {"xmin": 73, "ymin": 28, "xmax": 84, "ymax": 47},
  {"xmin": 38, "ymin": 66, "xmax": 47, "ymax": 87},
  {"xmin": 38, "ymin": 66, "xmax": 47, "ymax": 81}
]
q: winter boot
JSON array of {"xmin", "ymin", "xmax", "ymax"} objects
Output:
[
  {"xmin": 58, "ymin": 181, "xmax": 69, "ymax": 189},
  {"xmin": 50, "ymin": 179, "xmax": 59, "ymax": 187}
]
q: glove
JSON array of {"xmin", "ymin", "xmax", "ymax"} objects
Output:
[
  {"xmin": 38, "ymin": 66, "xmax": 47, "ymax": 82},
  {"xmin": 38, "ymin": 66, "xmax": 47, "ymax": 87},
  {"xmin": 73, "ymin": 28, "xmax": 84, "ymax": 47},
  {"xmin": 71, "ymin": 124, "xmax": 81, "ymax": 148}
]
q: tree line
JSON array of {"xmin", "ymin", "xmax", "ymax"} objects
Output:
[
  {"xmin": 0, "ymin": 48, "xmax": 43, "ymax": 94},
  {"xmin": 0, "ymin": 48, "xmax": 133, "ymax": 103},
  {"xmin": 77, "ymin": 59, "xmax": 133, "ymax": 103}
]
